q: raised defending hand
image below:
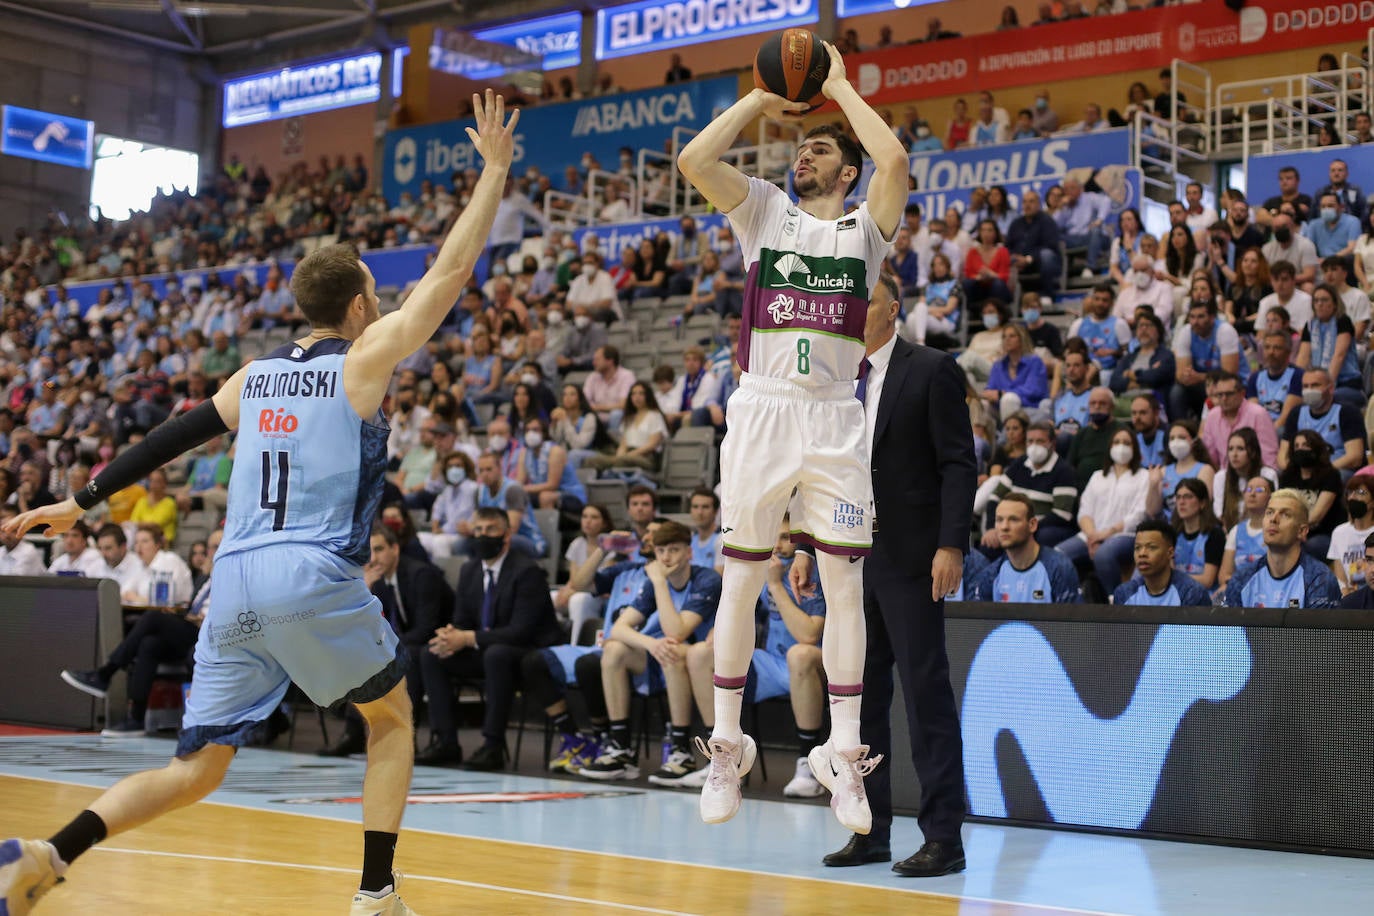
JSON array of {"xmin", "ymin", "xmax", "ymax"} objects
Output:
[
  {"xmin": 2, "ymin": 496, "xmax": 81, "ymax": 539},
  {"xmin": 465, "ymin": 89, "xmax": 520, "ymax": 169},
  {"xmin": 820, "ymin": 40, "xmax": 848, "ymax": 99}
]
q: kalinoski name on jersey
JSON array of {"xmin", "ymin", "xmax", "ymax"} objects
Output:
[{"xmin": 241, "ymin": 368, "xmax": 340, "ymax": 400}]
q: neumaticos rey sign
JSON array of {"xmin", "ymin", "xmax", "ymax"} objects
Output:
[
  {"xmin": 222, "ymin": 52, "xmax": 383, "ymax": 128},
  {"xmin": 595, "ymin": 0, "xmax": 818, "ymax": 60}
]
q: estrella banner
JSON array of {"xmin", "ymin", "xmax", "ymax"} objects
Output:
[
  {"xmin": 382, "ymin": 76, "xmax": 740, "ymax": 203},
  {"xmin": 844, "ymin": 0, "xmax": 1371, "ymax": 105},
  {"xmin": 595, "ymin": 0, "xmax": 817, "ymax": 60},
  {"xmin": 570, "ymin": 213, "xmax": 729, "ymax": 261},
  {"xmin": 1, "ymin": 106, "xmax": 94, "ymax": 169}
]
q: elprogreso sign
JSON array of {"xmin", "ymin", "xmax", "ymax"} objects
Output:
[
  {"xmin": 222, "ymin": 52, "xmax": 383, "ymax": 128},
  {"xmin": 595, "ymin": 0, "xmax": 817, "ymax": 60},
  {"xmin": 1, "ymin": 106, "xmax": 94, "ymax": 169}
]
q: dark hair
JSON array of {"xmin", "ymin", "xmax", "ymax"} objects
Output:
[
  {"xmin": 600, "ymin": 344, "xmax": 621, "ymax": 366},
  {"xmin": 802, "ymin": 124, "xmax": 864, "ymax": 196},
  {"xmin": 583, "ymin": 503, "xmax": 613, "ymax": 530},
  {"xmin": 1269, "ymin": 259, "xmax": 1296, "ymax": 279},
  {"xmin": 623, "ymin": 380, "xmax": 663, "ymax": 427},
  {"xmin": 976, "ymin": 219, "xmax": 1003, "ymax": 244},
  {"xmin": 66, "ymin": 520, "xmax": 90, "ymax": 540},
  {"xmin": 1166, "ymin": 224, "xmax": 1200, "ymax": 279},
  {"xmin": 1172, "ymin": 477, "xmax": 1219, "ymax": 532},
  {"xmin": 627, "ymin": 484, "xmax": 658, "ymax": 507},
  {"xmin": 1103, "ymin": 426, "xmax": 1141, "ymax": 473},
  {"xmin": 1220, "ymin": 428, "xmax": 1264, "ymax": 528},
  {"xmin": 1279, "ymin": 165, "xmax": 1299, "ymax": 178},
  {"xmin": 875, "ymin": 272, "xmax": 900, "ymax": 305},
  {"xmin": 1319, "ymin": 255, "xmax": 1348, "ymax": 273},
  {"xmin": 652, "ymin": 519, "xmax": 693, "ymax": 547},
  {"xmin": 997, "ymin": 491, "xmax": 1036, "ymax": 518},
  {"xmin": 1135, "ymin": 311, "xmax": 1165, "ymax": 341},
  {"xmin": 290, "ymin": 243, "xmax": 366, "ymax": 329},
  {"xmin": 96, "ymin": 522, "xmax": 127, "ymax": 545},
  {"xmin": 1136, "ymin": 518, "xmax": 1177, "ymax": 546},
  {"xmin": 689, "ymin": 485, "xmax": 720, "ymax": 510},
  {"xmin": 135, "ymin": 521, "xmax": 166, "ymax": 548},
  {"xmin": 473, "ymin": 505, "xmax": 510, "ymax": 528},
  {"xmin": 1027, "ymin": 418, "xmax": 1056, "ymax": 438},
  {"xmin": 1311, "ymin": 282, "xmax": 1345, "ymax": 316},
  {"xmin": 1166, "ymin": 419, "xmax": 1208, "ymax": 466},
  {"xmin": 371, "ymin": 524, "xmax": 399, "ymax": 547},
  {"xmin": 1288, "ymin": 429, "xmax": 1333, "ymax": 476}
]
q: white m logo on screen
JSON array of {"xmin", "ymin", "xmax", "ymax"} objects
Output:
[{"xmin": 962, "ymin": 622, "xmax": 1252, "ymax": 829}]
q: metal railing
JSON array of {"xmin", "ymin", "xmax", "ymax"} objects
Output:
[
  {"xmin": 1213, "ymin": 66, "xmax": 1367, "ymax": 158},
  {"xmin": 1132, "ymin": 108, "xmax": 1209, "ymax": 202}
]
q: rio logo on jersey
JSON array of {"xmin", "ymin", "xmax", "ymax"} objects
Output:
[
  {"xmin": 831, "ymin": 500, "xmax": 865, "ymax": 531},
  {"xmin": 258, "ymin": 408, "xmax": 299, "ymax": 438}
]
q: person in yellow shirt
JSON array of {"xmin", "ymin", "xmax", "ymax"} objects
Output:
[
  {"xmin": 129, "ymin": 468, "xmax": 178, "ymax": 545},
  {"xmin": 105, "ymin": 483, "xmax": 146, "ymax": 525}
]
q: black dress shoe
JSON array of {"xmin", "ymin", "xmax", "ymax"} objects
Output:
[
  {"xmin": 892, "ymin": 840, "xmax": 966, "ymax": 878},
  {"xmin": 462, "ymin": 743, "xmax": 506, "ymax": 771},
  {"xmin": 822, "ymin": 834, "xmax": 892, "ymax": 867},
  {"xmin": 317, "ymin": 726, "xmax": 367, "ymax": 758},
  {"xmin": 415, "ymin": 740, "xmax": 464, "ymax": 766}
]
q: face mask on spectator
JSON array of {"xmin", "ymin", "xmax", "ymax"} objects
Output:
[
  {"xmin": 1349, "ymin": 499, "xmax": 1369, "ymax": 519},
  {"xmin": 525, "ymin": 431, "xmax": 544, "ymax": 449},
  {"xmin": 1302, "ymin": 388, "xmax": 1324, "ymax": 407},
  {"xmin": 80, "ymin": 391, "xmax": 95, "ymax": 405},
  {"xmin": 916, "ymin": 126, "xmax": 931, "ymax": 138},
  {"xmin": 1291, "ymin": 448, "xmax": 1316, "ymax": 468},
  {"xmin": 559, "ymin": 248, "xmax": 577, "ymax": 264},
  {"xmin": 1168, "ymin": 438, "xmax": 1192, "ymax": 460},
  {"xmin": 581, "ymin": 264, "xmax": 596, "ymax": 278},
  {"xmin": 520, "ymin": 373, "xmax": 538, "ymax": 386},
  {"xmin": 445, "ymin": 466, "xmax": 466, "ymax": 485},
  {"xmin": 1133, "ymin": 272, "xmax": 1151, "ymax": 289},
  {"xmin": 487, "ymin": 433, "xmax": 508, "ymax": 453},
  {"xmin": 1110, "ymin": 444, "xmax": 1133, "ymax": 466},
  {"xmin": 472, "ymin": 534, "xmax": 504, "ymax": 559},
  {"xmin": 1026, "ymin": 443, "xmax": 1050, "ymax": 466},
  {"xmin": 573, "ymin": 315, "xmax": 591, "ymax": 330},
  {"xmin": 1274, "ymin": 227, "xmax": 1292, "ymax": 244},
  {"xmin": 1089, "ymin": 410, "xmax": 1111, "ymax": 426},
  {"xmin": 546, "ymin": 310, "xmax": 564, "ymax": 326},
  {"xmin": 1321, "ymin": 207, "xmax": 1338, "ymax": 222},
  {"xmin": 983, "ymin": 313, "xmax": 1000, "ymax": 329},
  {"xmin": 1035, "ymin": 97, "xmax": 1048, "ymax": 110},
  {"xmin": 1023, "ymin": 308, "xmax": 1040, "ymax": 323},
  {"xmin": 492, "ymin": 264, "xmax": 507, "ymax": 276}
]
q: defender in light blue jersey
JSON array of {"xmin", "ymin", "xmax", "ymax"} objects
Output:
[
  {"xmin": 0, "ymin": 92, "xmax": 520, "ymax": 916},
  {"xmin": 1224, "ymin": 488, "xmax": 1341, "ymax": 608},
  {"xmin": 1112, "ymin": 521, "xmax": 1214, "ymax": 607},
  {"xmin": 968, "ymin": 493, "xmax": 1080, "ymax": 604}
]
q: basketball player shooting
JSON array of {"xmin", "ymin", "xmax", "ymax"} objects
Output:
[
  {"xmin": 677, "ymin": 38, "xmax": 908, "ymax": 830},
  {"xmin": 0, "ymin": 91, "xmax": 517, "ymax": 916}
]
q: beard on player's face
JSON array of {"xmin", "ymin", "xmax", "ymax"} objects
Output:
[{"xmin": 795, "ymin": 162, "xmax": 842, "ymax": 200}]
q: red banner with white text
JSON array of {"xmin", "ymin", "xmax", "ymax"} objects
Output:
[{"xmin": 846, "ymin": 1, "xmax": 1372, "ymax": 104}]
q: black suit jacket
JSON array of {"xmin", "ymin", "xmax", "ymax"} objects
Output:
[
  {"xmin": 451, "ymin": 549, "xmax": 561, "ymax": 649},
  {"xmin": 373, "ymin": 554, "xmax": 451, "ymax": 650},
  {"xmin": 871, "ymin": 338, "xmax": 978, "ymax": 567}
]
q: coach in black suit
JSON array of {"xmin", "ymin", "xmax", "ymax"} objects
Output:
[
  {"xmin": 417, "ymin": 505, "xmax": 561, "ymax": 770},
  {"xmin": 319, "ymin": 524, "xmax": 452, "ymax": 757},
  {"xmin": 795, "ymin": 275, "xmax": 977, "ymax": 877}
]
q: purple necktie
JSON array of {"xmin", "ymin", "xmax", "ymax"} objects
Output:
[{"xmin": 855, "ymin": 358, "xmax": 872, "ymax": 405}]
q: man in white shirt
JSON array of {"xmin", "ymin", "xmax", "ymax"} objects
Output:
[
  {"xmin": 1113, "ymin": 253, "xmax": 1175, "ymax": 326},
  {"xmin": 47, "ymin": 521, "xmax": 106, "ymax": 576},
  {"xmin": 1261, "ymin": 214, "xmax": 1319, "ymax": 287},
  {"xmin": 93, "ymin": 523, "xmax": 144, "ymax": 591},
  {"xmin": 565, "ymin": 252, "xmax": 619, "ymax": 323},
  {"xmin": 1256, "ymin": 260, "xmax": 1313, "ymax": 330},
  {"xmin": 1183, "ymin": 181, "xmax": 1218, "ymax": 238},
  {"xmin": 662, "ymin": 346, "xmax": 724, "ymax": 430},
  {"xmin": 386, "ymin": 387, "xmax": 430, "ymax": 462},
  {"xmin": 0, "ymin": 504, "xmax": 45, "ymax": 576},
  {"xmin": 122, "ymin": 522, "xmax": 194, "ymax": 607}
]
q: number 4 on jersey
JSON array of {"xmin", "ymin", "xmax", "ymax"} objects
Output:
[{"xmin": 260, "ymin": 450, "xmax": 290, "ymax": 530}]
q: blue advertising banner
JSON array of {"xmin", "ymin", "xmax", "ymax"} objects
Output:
[
  {"xmin": 595, "ymin": 0, "xmax": 817, "ymax": 60},
  {"xmin": 1, "ymin": 106, "xmax": 94, "ymax": 169},
  {"xmin": 570, "ymin": 213, "xmax": 728, "ymax": 261},
  {"xmin": 836, "ymin": 0, "xmax": 939, "ymax": 15},
  {"xmin": 1246, "ymin": 146, "xmax": 1374, "ymax": 209},
  {"xmin": 382, "ymin": 76, "xmax": 740, "ymax": 203},
  {"xmin": 222, "ymin": 52, "xmax": 383, "ymax": 128},
  {"xmin": 468, "ymin": 12, "xmax": 582, "ymax": 74}
]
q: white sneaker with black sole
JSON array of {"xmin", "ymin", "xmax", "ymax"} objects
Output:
[
  {"xmin": 782, "ymin": 755, "xmax": 825, "ymax": 798},
  {"xmin": 808, "ymin": 740, "xmax": 882, "ymax": 834},
  {"xmin": 577, "ymin": 739, "xmax": 639, "ymax": 780}
]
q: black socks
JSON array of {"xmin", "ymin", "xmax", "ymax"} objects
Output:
[{"xmin": 48, "ymin": 810, "xmax": 107, "ymax": 866}]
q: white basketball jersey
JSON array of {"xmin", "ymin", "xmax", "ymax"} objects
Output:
[{"xmin": 726, "ymin": 177, "xmax": 891, "ymax": 385}]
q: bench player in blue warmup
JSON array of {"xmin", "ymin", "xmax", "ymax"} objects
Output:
[{"xmin": 0, "ymin": 92, "xmax": 518, "ymax": 916}]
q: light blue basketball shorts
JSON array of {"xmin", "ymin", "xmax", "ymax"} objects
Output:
[
  {"xmin": 177, "ymin": 543, "xmax": 404, "ymax": 757},
  {"xmin": 749, "ymin": 648, "xmax": 791, "ymax": 703}
]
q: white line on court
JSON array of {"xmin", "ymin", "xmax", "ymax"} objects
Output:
[{"xmin": 90, "ymin": 846, "xmax": 699, "ymax": 915}]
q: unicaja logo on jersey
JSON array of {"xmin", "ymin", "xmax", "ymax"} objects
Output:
[
  {"xmin": 767, "ymin": 293, "xmax": 797, "ymax": 323},
  {"xmin": 771, "ymin": 253, "xmax": 855, "ymax": 294}
]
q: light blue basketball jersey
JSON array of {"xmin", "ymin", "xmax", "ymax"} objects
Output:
[
  {"xmin": 1054, "ymin": 388, "xmax": 1091, "ymax": 434},
  {"xmin": 991, "ymin": 558, "xmax": 1053, "ymax": 603},
  {"xmin": 221, "ymin": 339, "xmax": 388, "ymax": 567},
  {"xmin": 1239, "ymin": 563, "xmax": 1306, "ymax": 608},
  {"xmin": 1232, "ymin": 521, "xmax": 1265, "ymax": 569},
  {"xmin": 1118, "ymin": 582, "xmax": 1183, "ymax": 606},
  {"xmin": 1252, "ymin": 367, "xmax": 1297, "ymax": 420},
  {"xmin": 1174, "ymin": 530, "xmax": 1209, "ymax": 575}
]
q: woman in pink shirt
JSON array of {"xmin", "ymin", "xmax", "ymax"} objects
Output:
[{"xmin": 962, "ymin": 219, "xmax": 1013, "ymax": 305}]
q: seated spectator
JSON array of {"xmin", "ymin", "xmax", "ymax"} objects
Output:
[
  {"xmin": 1169, "ymin": 296, "xmax": 1242, "ymax": 421},
  {"xmin": 978, "ymin": 420, "xmax": 1080, "ymax": 548},
  {"xmin": 981, "ymin": 323, "xmax": 1048, "ymax": 419},
  {"xmin": 1066, "ymin": 386, "xmax": 1122, "ymax": 490},
  {"xmin": 1259, "ymin": 165, "xmax": 1314, "ymax": 226},
  {"xmin": 1219, "ymin": 192, "xmax": 1265, "ymax": 258},
  {"xmin": 627, "ymin": 237, "xmax": 668, "ymax": 301},
  {"xmin": 9, "ymin": 459, "xmax": 57, "ymax": 513},
  {"xmin": 1022, "ymin": 294, "xmax": 1064, "ymax": 361},
  {"xmin": 989, "ymin": 410, "xmax": 1029, "ymax": 478},
  {"xmin": 1327, "ymin": 475, "xmax": 1374, "ymax": 596},
  {"xmin": 1170, "ymin": 478, "xmax": 1225, "ymax": 590},
  {"xmin": 886, "ymin": 227, "xmax": 921, "ymax": 298},
  {"xmin": 1313, "ymin": 158, "xmax": 1367, "ymax": 225},
  {"xmin": 1113, "ymin": 254, "xmax": 1175, "ymax": 327},
  {"xmin": 1262, "ymin": 218, "xmax": 1319, "ymax": 286},
  {"xmin": 516, "ymin": 416, "xmax": 586, "ymax": 513},
  {"xmin": 1256, "ymin": 260, "xmax": 1313, "ymax": 330},
  {"xmin": 1147, "ymin": 418, "xmax": 1215, "ymax": 519},
  {"xmin": 1011, "ymin": 109, "xmax": 1038, "ymax": 141},
  {"xmin": 980, "ymin": 185, "xmax": 1016, "ymax": 237},
  {"xmin": 0, "ymin": 503, "xmax": 46, "ymax": 575},
  {"xmin": 129, "ymin": 467, "xmax": 178, "ymax": 545},
  {"xmin": 122, "ymin": 522, "xmax": 194, "ymax": 607},
  {"xmin": 1130, "ymin": 393, "xmax": 1168, "ymax": 468},
  {"xmin": 551, "ymin": 383, "xmax": 609, "ymax": 467},
  {"xmin": 1108, "ymin": 209, "xmax": 1145, "ymax": 286},
  {"xmin": 462, "ymin": 329, "xmax": 506, "ymax": 407},
  {"xmin": 969, "ymin": 494, "xmax": 1080, "ymax": 602},
  {"xmin": 1223, "ymin": 488, "xmax": 1341, "ymax": 607},
  {"xmin": 1064, "ymin": 102, "xmax": 1109, "ymax": 134},
  {"xmin": 962, "ymin": 220, "xmax": 1013, "ymax": 305},
  {"xmin": 1049, "ymin": 346, "xmax": 1093, "ymax": 442},
  {"xmin": 562, "ymin": 503, "xmax": 615, "ymax": 581},
  {"xmin": 1220, "ymin": 476, "xmax": 1272, "ymax": 588},
  {"xmin": 1005, "ymin": 189, "xmax": 1061, "ymax": 299},
  {"xmin": 1353, "ymin": 213, "xmax": 1374, "ymax": 295},
  {"xmin": 418, "ymin": 451, "xmax": 480, "ymax": 559},
  {"xmin": 1213, "ymin": 428, "xmax": 1279, "ymax": 530},
  {"xmin": 417, "ymin": 506, "xmax": 562, "ymax": 768},
  {"xmin": 1247, "ymin": 330, "xmax": 1303, "ymax": 429},
  {"xmin": 662, "ymin": 346, "xmax": 724, "ymax": 430},
  {"xmin": 1339, "ymin": 533, "xmax": 1374, "ymax": 607},
  {"xmin": 1112, "ymin": 520, "xmax": 1214, "ymax": 607},
  {"xmin": 685, "ymin": 519, "xmax": 824, "ymax": 794},
  {"xmin": 945, "ymin": 98, "xmax": 972, "ymax": 150},
  {"xmin": 1280, "ymin": 369, "xmax": 1366, "ymax": 474},
  {"xmin": 1296, "ymin": 285, "xmax": 1363, "ymax": 409},
  {"xmin": 474, "ymin": 452, "xmax": 547, "ymax": 559},
  {"xmin": 1320, "ymin": 256, "xmax": 1371, "ymax": 339},
  {"xmin": 583, "ymin": 382, "xmax": 668, "ymax": 474},
  {"xmin": 566, "ymin": 252, "xmax": 619, "ymax": 325},
  {"xmin": 970, "ymin": 98, "xmax": 1008, "ymax": 146},
  {"xmin": 907, "ymin": 253, "xmax": 961, "ymax": 346},
  {"xmin": 583, "ymin": 345, "xmax": 636, "ymax": 431},
  {"xmin": 59, "ymin": 528, "xmax": 219, "ymax": 737},
  {"xmin": 1306, "ymin": 193, "xmax": 1361, "ymax": 258},
  {"xmin": 502, "ymin": 383, "xmax": 548, "ymax": 435},
  {"xmin": 92, "ymin": 522, "xmax": 143, "ymax": 589},
  {"xmin": 1110, "ymin": 313, "xmax": 1175, "ymax": 404},
  {"xmin": 1060, "ymin": 427, "xmax": 1150, "ymax": 593},
  {"xmin": 582, "ymin": 520, "xmax": 719, "ymax": 780},
  {"xmin": 1030, "ymin": 88, "xmax": 1058, "ymax": 134},
  {"xmin": 393, "ymin": 418, "xmax": 439, "ymax": 509},
  {"xmin": 555, "ymin": 305, "xmax": 608, "ymax": 373},
  {"xmin": 1069, "ymin": 285, "xmax": 1131, "ymax": 378},
  {"xmin": 1201, "ymin": 370, "xmax": 1278, "ymax": 468},
  {"xmin": 47, "ymin": 521, "xmax": 105, "ymax": 576},
  {"xmin": 685, "ymin": 249, "xmax": 727, "ymax": 318},
  {"xmin": 1164, "ymin": 224, "xmax": 1204, "ymax": 297},
  {"xmin": 1224, "ymin": 248, "xmax": 1272, "ymax": 334},
  {"xmin": 1183, "ymin": 181, "xmax": 1218, "ymax": 237},
  {"xmin": 1278, "ymin": 430, "xmax": 1347, "ymax": 559}
]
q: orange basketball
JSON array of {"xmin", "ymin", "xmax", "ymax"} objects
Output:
[{"xmin": 753, "ymin": 29, "xmax": 830, "ymax": 113}]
